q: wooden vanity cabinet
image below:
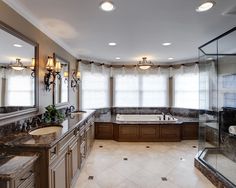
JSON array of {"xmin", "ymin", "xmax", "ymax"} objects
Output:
[{"xmin": 49, "ymin": 116, "xmax": 95, "ymax": 188}]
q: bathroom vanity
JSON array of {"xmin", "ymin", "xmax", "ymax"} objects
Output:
[{"xmin": 0, "ymin": 111, "xmax": 95, "ymax": 188}]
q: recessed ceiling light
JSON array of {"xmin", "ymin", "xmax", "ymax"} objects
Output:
[
  {"xmin": 162, "ymin": 42, "xmax": 171, "ymax": 46},
  {"xmin": 109, "ymin": 42, "xmax": 117, "ymax": 46},
  {"xmin": 196, "ymin": 1, "xmax": 215, "ymax": 12},
  {"xmin": 100, "ymin": 1, "xmax": 115, "ymax": 12},
  {"xmin": 168, "ymin": 57, "xmax": 174, "ymax": 60},
  {"xmin": 115, "ymin": 57, "xmax": 121, "ymax": 60},
  {"xmin": 13, "ymin": 44, "xmax": 23, "ymax": 47}
]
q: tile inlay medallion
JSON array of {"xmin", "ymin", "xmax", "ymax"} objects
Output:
[{"xmin": 161, "ymin": 177, "xmax": 168, "ymax": 181}]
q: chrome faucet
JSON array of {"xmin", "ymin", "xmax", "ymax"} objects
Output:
[
  {"xmin": 162, "ymin": 112, "xmax": 166, "ymax": 120},
  {"xmin": 65, "ymin": 105, "xmax": 75, "ymax": 116}
]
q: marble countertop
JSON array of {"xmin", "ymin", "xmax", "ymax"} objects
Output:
[
  {"xmin": 0, "ymin": 110, "xmax": 95, "ymax": 149},
  {"xmin": 0, "ymin": 154, "xmax": 38, "ymax": 180},
  {"xmin": 95, "ymin": 114, "xmax": 199, "ymax": 124}
]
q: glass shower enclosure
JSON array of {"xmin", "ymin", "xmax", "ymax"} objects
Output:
[{"xmin": 198, "ymin": 27, "xmax": 236, "ymax": 186}]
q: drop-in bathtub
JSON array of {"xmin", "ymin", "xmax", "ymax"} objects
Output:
[{"xmin": 116, "ymin": 114, "xmax": 178, "ymax": 122}]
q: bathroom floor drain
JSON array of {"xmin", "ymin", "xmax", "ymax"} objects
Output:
[
  {"xmin": 123, "ymin": 157, "xmax": 128, "ymax": 161},
  {"xmin": 88, "ymin": 176, "xmax": 94, "ymax": 180},
  {"xmin": 161, "ymin": 177, "xmax": 168, "ymax": 181}
]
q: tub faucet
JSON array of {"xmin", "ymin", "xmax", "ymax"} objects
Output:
[{"xmin": 162, "ymin": 112, "xmax": 165, "ymax": 120}]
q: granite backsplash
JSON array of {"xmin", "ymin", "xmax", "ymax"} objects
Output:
[{"xmin": 95, "ymin": 107, "xmax": 199, "ymax": 118}]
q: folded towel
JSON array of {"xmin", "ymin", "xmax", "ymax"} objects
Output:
[{"xmin": 229, "ymin": 126, "xmax": 236, "ymax": 135}]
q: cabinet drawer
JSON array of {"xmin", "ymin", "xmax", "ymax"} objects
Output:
[
  {"xmin": 16, "ymin": 164, "xmax": 34, "ymax": 188},
  {"xmin": 58, "ymin": 131, "xmax": 75, "ymax": 153}
]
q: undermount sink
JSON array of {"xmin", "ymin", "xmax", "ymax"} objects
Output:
[
  {"xmin": 29, "ymin": 126, "xmax": 62, "ymax": 143},
  {"xmin": 29, "ymin": 126, "xmax": 62, "ymax": 136}
]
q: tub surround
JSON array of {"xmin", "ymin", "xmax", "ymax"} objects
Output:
[{"xmin": 94, "ymin": 107, "xmax": 199, "ymax": 142}]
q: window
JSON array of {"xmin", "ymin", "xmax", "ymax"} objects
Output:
[
  {"xmin": 114, "ymin": 74, "xmax": 168, "ymax": 107},
  {"xmin": 141, "ymin": 75, "xmax": 168, "ymax": 107},
  {"xmin": 174, "ymin": 73, "xmax": 199, "ymax": 109},
  {"xmin": 81, "ymin": 72, "xmax": 110, "ymax": 109},
  {"xmin": 6, "ymin": 75, "xmax": 34, "ymax": 106},
  {"xmin": 114, "ymin": 75, "xmax": 139, "ymax": 107}
]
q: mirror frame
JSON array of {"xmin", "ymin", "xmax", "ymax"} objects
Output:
[
  {"xmin": 53, "ymin": 53, "xmax": 70, "ymax": 108},
  {"xmin": 0, "ymin": 20, "xmax": 39, "ymax": 122}
]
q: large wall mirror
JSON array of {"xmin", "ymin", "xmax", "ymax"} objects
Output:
[
  {"xmin": 0, "ymin": 21, "xmax": 38, "ymax": 120},
  {"xmin": 53, "ymin": 53, "xmax": 69, "ymax": 106}
]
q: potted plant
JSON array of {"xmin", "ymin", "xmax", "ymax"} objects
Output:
[{"xmin": 43, "ymin": 105, "xmax": 65, "ymax": 124}]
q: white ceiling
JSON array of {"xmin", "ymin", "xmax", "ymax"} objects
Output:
[
  {"xmin": 0, "ymin": 29, "xmax": 34, "ymax": 65},
  {"xmin": 3, "ymin": 0, "xmax": 236, "ymax": 64}
]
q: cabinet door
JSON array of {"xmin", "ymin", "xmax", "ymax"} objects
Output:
[
  {"xmin": 119, "ymin": 125, "xmax": 139, "ymax": 141},
  {"xmin": 140, "ymin": 125, "xmax": 159, "ymax": 141},
  {"xmin": 160, "ymin": 125, "xmax": 181, "ymax": 141},
  {"xmin": 95, "ymin": 123, "xmax": 113, "ymax": 139},
  {"xmin": 70, "ymin": 140, "xmax": 79, "ymax": 179},
  {"xmin": 85, "ymin": 126, "xmax": 91, "ymax": 155},
  {"xmin": 50, "ymin": 153, "xmax": 68, "ymax": 188},
  {"xmin": 90, "ymin": 122, "xmax": 95, "ymax": 146}
]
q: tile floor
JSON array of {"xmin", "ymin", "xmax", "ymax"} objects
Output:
[{"xmin": 75, "ymin": 140, "xmax": 215, "ymax": 188}]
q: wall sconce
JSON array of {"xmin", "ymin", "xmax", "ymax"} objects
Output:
[
  {"xmin": 63, "ymin": 71, "xmax": 69, "ymax": 83},
  {"xmin": 71, "ymin": 71, "xmax": 80, "ymax": 91},
  {"xmin": 44, "ymin": 56, "xmax": 62, "ymax": 91}
]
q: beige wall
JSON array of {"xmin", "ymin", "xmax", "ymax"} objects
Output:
[{"xmin": 0, "ymin": 1, "xmax": 79, "ymax": 113}]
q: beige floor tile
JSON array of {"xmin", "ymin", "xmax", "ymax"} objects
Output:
[{"xmin": 75, "ymin": 140, "xmax": 215, "ymax": 188}]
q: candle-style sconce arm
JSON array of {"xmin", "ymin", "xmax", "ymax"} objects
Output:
[
  {"xmin": 44, "ymin": 71, "xmax": 61, "ymax": 91},
  {"xmin": 44, "ymin": 56, "xmax": 62, "ymax": 92},
  {"xmin": 71, "ymin": 71, "xmax": 80, "ymax": 91}
]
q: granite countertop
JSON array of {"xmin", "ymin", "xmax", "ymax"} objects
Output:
[
  {"xmin": 0, "ymin": 110, "xmax": 95, "ymax": 149},
  {"xmin": 95, "ymin": 114, "xmax": 199, "ymax": 124},
  {"xmin": 0, "ymin": 154, "xmax": 38, "ymax": 180}
]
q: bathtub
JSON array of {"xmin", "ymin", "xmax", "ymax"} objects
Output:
[{"xmin": 116, "ymin": 114, "xmax": 178, "ymax": 122}]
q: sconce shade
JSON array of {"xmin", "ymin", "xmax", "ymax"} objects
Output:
[
  {"xmin": 64, "ymin": 71, "xmax": 69, "ymax": 78},
  {"xmin": 46, "ymin": 56, "xmax": 54, "ymax": 71},
  {"xmin": 76, "ymin": 71, "xmax": 81, "ymax": 78},
  {"xmin": 11, "ymin": 58, "xmax": 25, "ymax": 71},
  {"xmin": 55, "ymin": 61, "xmax": 62, "ymax": 73},
  {"xmin": 30, "ymin": 58, "xmax": 35, "ymax": 70}
]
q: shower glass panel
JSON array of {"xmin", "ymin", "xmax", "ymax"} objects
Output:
[{"xmin": 198, "ymin": 27, "xmax": 236, "ymax": 186}]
